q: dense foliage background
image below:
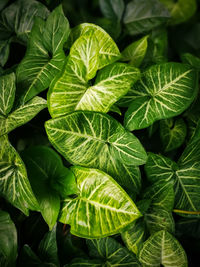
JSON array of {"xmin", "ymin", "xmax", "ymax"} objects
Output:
[{"xmin": 1, "ymin": 0, "xmax": 200, "ymax": 266}]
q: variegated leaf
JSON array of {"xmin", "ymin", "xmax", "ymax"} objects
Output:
[
  {"xmin": 87, "ymin": 237, "xmax": 140, "ymax": 266},
  {"xmin": 59, "ymin": 167, "xmax": 141, "ymax": 238},
  {"xmin": 121, "ymin": 219, "xmax": 146, "ymax": 255},
  {"xmin": 139, "ymin": 230, "xmax": 187, "ymax": 267},
  {"xmin": 160, "ymin": 118, "xmax": 187, "ymax": 152},
  {"xmin": 145, "ymin": 152, "xmax": 200, "ymax": 213},
  {"xmin": 0, "ymin": 96, "xmax": 47, "ymax": 136},
  {"xmin": 45, "ymin": 111, "xmax": 147, "ymax": 174},
  {"xmin": 0, "ymin": 73, "xmax": 15, "ymax": 116},
  {"xmin": 16, "ymin": 5, "xmax": 70, "ymax": 103},
  {"xmin": 48, "ymin": 40, "xmax": 139, "ymax": 117},
  {"xmin": 0, "ymin": 135, "xmax": 39, "ymax": 215},
  {"xmin": 121, "ymin": 35, "xmax": 149, "ymax": 67},
  {"xmin": 68, "ymin": 23, "xmax": 120, "ymax": 69},
  {"xmin": 124, "ymin": 63, "xmax": 198, "ymax": 130}
]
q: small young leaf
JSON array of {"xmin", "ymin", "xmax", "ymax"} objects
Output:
[
  {"xmin": 16, "ymin": 5, "xmax": 70, "ymax": 103},
  {"xmin": 0, "ymin": 210, "xmax": 17, "ymax": 267},
  {"xmin": 181, "ymin": 53, "xmax": 200, "ymax": 70},
  {"xmin": 0, "ymin": 135, "xmax": 39, "ymax": 215},
  {"xmin": 123, "ymin": 0, "xmax": 170, "ymax": 36},
  {"xmin": 87, "ymin": 237, "xmax": 140, "ymax": 266},
  {"xmin": 59, "ymin": 167, "xmax": 141, "ymax": 238},
  {"xmin": 124, "ymin": 63, "xmax": 198, "ymax": 130},
  {"xmin": 139, "ymin": 230, "xmax": 187, "ymax": 267},
  {"xmin": 121, "ymin": 35, "xmax": 149, "ymax": 67},
  {"xmin": 45, "ymin": 111, "xmax": 147, "ymax": 173},
  {"xmin": 160, "ymin": 118, "xmax": 187, "ymax": 152}
]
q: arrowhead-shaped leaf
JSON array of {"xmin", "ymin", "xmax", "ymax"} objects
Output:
[
  {"xmin": 16, "ymin": 5, "xmax": 70, "ymax": 103},
  {"xmin": 124, "ymin": 63, "xmax": 198, "ymax": 130},
  {"xmin": 139, "ymin": 230, "xmax": 187, "ymax": 267},
  {"xmin": 0, "ymin": 210, "xmax": 17, "ymax": 267},
  {"xmin": 0, "ymin": 73, "xmax": 15, "ymax": 116},
  {"xmin": 68, "ymin": 23, "xmax": 120, "ymax": 69},
  {"xmin": 45, "ymin": 111, "xmax": 147, "ymax": 177},
  {"xmin": 59, "ymin": 166, "xmax": 141, "ymax": 238},
  {"xmin": 0, "ymin": 135, "xmax": 39, "ymax": 215}
]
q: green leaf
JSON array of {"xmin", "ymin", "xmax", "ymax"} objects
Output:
[
  {"xmin": 160, "ymin": 118, "xmax": 187, "ymax": 152},
  {"xmin": 143, "ymin": 180, "xmax": 175, "ymax": 211},
  {"xmin": 68, "ymin": 23, "xmax": 120, "ymax": 69},
  {"xmin": 0, "ymin": 210, "xmax": 17, "ymax": 267},
  {"xmin": 16, "ymin": 5, "xmax": 70, "ymax": 103},
  {"xmin": 124, "ymin": 63, "xmax": 198, "ymax": 130},
  {"xmin": 0, "ymin": 73, "xmax": 15, "ymax": 116},
  {"xmin": 59, "ymin": 166, "xmax": 141, "ymax": 238},
  {"xmin": 121, "ymin": 219, "xmax": 146, "ymax": 255},
  {"xmin": 45, "ymin": 111, "xmax": 147, "ymax": 173},
  {"xmin": 160, "ymin": 0, "xmax": 197, "ymax": 25},
  {"xmin": 123, "ymin": 0, "xmax": 170, "ymax": 36},
  {"xmin": 0, "ymin": 0, "xmax": 49, "ymax": 66},
  {"xmin": 0, "ymin": 135, "xmax": 39, "ymax": 215},
  {"xmin": 0, "ymin": 0, "xmax": 9, "ymax": 11},
  {"xmin": 68, "ymin": 259, "xmax": 102, "ymax": 267},
  {"xmin": 99, "ymin": 0, "xmax": 125, "ymax": 21},
  {"xmin": 145, "ymin": 207, "xmax": 175, "ymax": 234},
  {"xmin": 181, "ymin": 53, "xmax": 200, "ymax": 71},
  {"xmin": 0, "ymin": 96, "xmax": 47, "ymax": 136},
  {"xmin": 138, "ymin": 230, "xmax": 187, "ymax": 267},
  {"xmin": 87, "ymin": 237, "xmax": 140, "ymax": 266},
  {"xmin": 38, "ymin": 225, "xmax": 59, "ymax": 266},
  {"xmin": 121, "ymin": 35, "xmax": 149, "ymax": 67},
  {"xmin": 21, "ymin": 146, "xmax": 77, "ymax": 229},
  {"xmin": 48, "ymin": 60, "xmax": 140, "ymax": 118},
  {"xmin": 145, "ymin": 152, "xmax": 200, "ymax": 213}
]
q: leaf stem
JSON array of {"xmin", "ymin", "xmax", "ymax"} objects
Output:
[{"xmin": 173, "ymin": 209, "xmax": 200, "ymax": 215}]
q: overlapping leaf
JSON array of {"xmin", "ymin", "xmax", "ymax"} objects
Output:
[
  {"xmin": 16, "ymin": 5, "xmax": 70, "ymax": 103},
  {"xmin": 0, "ymin": 210, "xmax": 17, "ymax": 267},
  {"xmin": 0, "ymin": 0, "xmax": 49, "ymax": 66},
  {"xmin": 124, "ymin": 63, "xmax": 198, "ymax": 130},
  {"xmin": 121, "ymin": 35, "xmax": 149, "ymax": 67},
  {"xmin": 59, "ymin": 167, "xmax": 141, "ymax": 238},
  {"xmin": 160, "ymin": 118, "xmax": 187, "ymax": 152},
  {"xmin": 0, "ymin": 135, "xmax": 39, "ymax": 215},
  {"xmin": 45, "ymin": 111, "xmax": 147, "ymax": 184},
  {"xmin": 0, "ymin": 73, "xmax": 47, "ymax": 136},
  {"xmin": 86, "ymin": 237, "xmax": 140, "ymax": 266},
  {"xmin": 68, "ymin": 23, "xmax": 120, "ymax": 68},
  {"xmin": 21, "ymin": 146, "xmax": 77, "ymax": 229},
  {"xmin": 139, "ymin": 230, "xmax": 187, "ymax": 267},
  {"xmin": 145, "ymin": 151, "xmax": 200, "ymax": 213},
  {"xmin": 123, "ymin": 0, "xmax": 170, "ymax": 36}
]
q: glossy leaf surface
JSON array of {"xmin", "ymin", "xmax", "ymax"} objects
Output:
[{"xmin": 59, "ymin": 167, "xmax": 141, "ymax": 238}]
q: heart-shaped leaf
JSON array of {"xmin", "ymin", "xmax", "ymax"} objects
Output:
[
  {"xmin": 124, "ymin": 63, "xmax": 198, "ymax": 130},
  {"xmin": 139, "ymin": 230, "xmax": 187, "ymax": 267},
  {"xmin": 59, "ymin": 166, "xmax": 141, "ymax": 238},
  {"xmin": 45, "ymin": 111, "xmax": 147, "ymax": 178}
]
